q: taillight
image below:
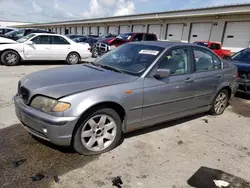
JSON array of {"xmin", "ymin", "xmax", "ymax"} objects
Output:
[{"xmin": 88, "ymin": 48, "xmax": 91, "ymax": 51}]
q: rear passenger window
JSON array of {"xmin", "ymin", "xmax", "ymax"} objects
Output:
[
  {"xmin": 145, "ymin": 34, "xmax": 155, "ymax": 41},
  {"xmin": 193, "ymin": 48, "xmax": 221, "ymax": 72},
  {"xmin": 209, "ymin": 43, "xmax": 220, "ymax": 50},
  {"xmin": 0, "ymin": 29, "xmax": 4, "ymax": 35},
  {"xmin": 132, "ymin": 34, "xmax": 143, "ymax": 42},
  {"xmin": 51, "ymin": 36, "xmax": 70, "ymax": 44}
]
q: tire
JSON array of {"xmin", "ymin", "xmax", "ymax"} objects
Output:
[
  {"xmin": 92, "ymin": 47, "xmax": 99, "ymax": 58},
  {"xmin": 73, "ymin": 108, "xmax": 122, "ymax": 155},
  {"xmin": 209, "ymin": 89, "xmax": 229, "ymax": 115},
  {"xmin": 66, "ymin": 52, "xmax": 80, "ymax": 65},
  {"xmin": 1, "ymin": 50, "xmax": 21, "ymax": 66}
]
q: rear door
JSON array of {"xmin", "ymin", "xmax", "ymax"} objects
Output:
[
  {"xmin": 192, "ymin": 47, "xmax": 222, "ymax": 107},
  {"xmin": 50, "ymin": 36, "xmax": 71, "ymax": 60},
  {"xmin": 24, "ymin": 35, "xmax": 51, "ymax": 60}
]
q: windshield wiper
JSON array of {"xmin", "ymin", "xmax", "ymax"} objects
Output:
[{"xmin": 98, "ymin": 64, "xmax": 124, "ymax": 73}]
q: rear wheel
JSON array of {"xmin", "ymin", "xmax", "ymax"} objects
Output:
[
  {"xmin": 1, "ymin": 50, "xmax": 21, "ymax": 66},
  {"xmin": 73, "ymin": 108, "xmax": 122, "ymax": 155},
  {"xmin": 66, "ymin": 52, "xmax": 80, "ymax": 65},
  {"xmin": 209, "ymin": 89, "xmax": 229, "ymax": 115}
]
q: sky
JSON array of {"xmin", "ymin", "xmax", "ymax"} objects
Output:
[{"xmin": 0, "ymin": 0, "xmax": 250, "ymax": 23}]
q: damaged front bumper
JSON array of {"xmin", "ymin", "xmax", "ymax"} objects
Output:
[{"xmin": 237, "ymin": 79, "xmax": 250, "ymax": 95}]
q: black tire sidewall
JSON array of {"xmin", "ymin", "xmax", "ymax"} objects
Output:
[
  {"xmin": 66, "ymin": 52, "xmax": 80, "ymax": 65},
  {"xmin": 1, "ymin": 50, "xmax": 20, "ymax": 66},
  {"xmin": 210, "ymin": 89, "xmax": 229, "ymax": 115},
  {"xmin": 73, "ymin": 108, "xmax": 122, "ymax": 155}
]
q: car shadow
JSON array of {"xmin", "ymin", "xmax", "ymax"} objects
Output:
[
  {"xmin": 0, "ymin": 123, "xmax": 99, "ymax": 188},
  {"xmin": 125, "ymin": 112, "xmax": 207, "ymax": 139}
]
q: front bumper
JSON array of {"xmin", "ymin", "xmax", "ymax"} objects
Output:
[
  {"xmin": 237, "ymin": 80, "xmax": 250, "ymax": 95},
  {"xmin": 14, "ymin": 96, "xmax": 79, "ymax": 146}
]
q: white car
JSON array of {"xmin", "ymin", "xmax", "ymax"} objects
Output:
[
  {"xmin": 0, "ymin": 36, "xmax": 17, "ymax": 44},
  {"xmin": 0, "ymin": 33, "xmax": 92, "ymax": 66}
]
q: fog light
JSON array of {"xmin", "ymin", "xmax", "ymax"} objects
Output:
[{"xmin": 42, "ymin": 128, "xmax": 48, "ymax": 133}]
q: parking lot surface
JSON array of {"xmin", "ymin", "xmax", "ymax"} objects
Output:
[{"xmin": 0, "ymin": 61, "xmax": 250, "ymax": 188}]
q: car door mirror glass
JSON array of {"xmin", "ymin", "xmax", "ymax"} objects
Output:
[{"xmin": 154, "ymin": 69, "xmax": 171, "ymax": 79}]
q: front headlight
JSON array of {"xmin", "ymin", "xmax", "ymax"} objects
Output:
[{"xmin": 30, "ymin": 96, "xmax": 70, "ymax": 113}]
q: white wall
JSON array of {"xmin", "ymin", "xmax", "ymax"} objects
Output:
[{"xmin": 0, "ymin": 21, "xmax": 31, "ymax": 27}]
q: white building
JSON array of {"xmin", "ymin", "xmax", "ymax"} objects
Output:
[
  {"xmin": 0, "ymin": 20, "xmax": 32, "ymax": 27},
  {"xmin": 15, "ymin": 3, "xmax": 250, "ymax": 52}
]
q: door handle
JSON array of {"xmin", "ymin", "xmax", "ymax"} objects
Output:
[
  {"xmin": 215, "ymin": 74, "xmax": 222, "ymax": 78},
  {"xmin": 184, "ymin": 78, "xmax": 194, "ymax": 83}
]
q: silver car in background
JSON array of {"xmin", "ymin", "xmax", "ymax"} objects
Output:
[{"xmin": 14, "ymin": 42, "xmax": 238, "ymax": 155}]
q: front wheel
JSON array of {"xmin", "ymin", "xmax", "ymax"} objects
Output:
[
  {"xmin": 73, "ymin": 108, "xmax": 122, "ymax": 155},
  {"xmin": 66, "ymin": 52, "xmax": 80, "ymax": 65},
  {"xmin": 1, "ymin": 50, "xmax": 21, "ymax": 66},
  {"xmin": 209, "ymin": 89, "xmax": 229, "ymax": 115}
]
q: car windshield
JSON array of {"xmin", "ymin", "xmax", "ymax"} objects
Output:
[
  {"xmin": 94, "ymin": 43, "xmax": 164, "ymax": 76},
  {"xmin": 231, "ymin": 49, "xmax": 250, "ymax": 63},
  {"xmin": 193, "ymin": 42, "xmax": 209, "ymax": 47},
  {"xmin": 117, "ymin": 33, "xmax": 133, "ymax": 40},
  {"xmin": 4, "ymin": 30, "xmax": 16, "ymax": 37},
  {"xmin": 17, "ymin": 34, "xmax": 36, "ymax": 43}
]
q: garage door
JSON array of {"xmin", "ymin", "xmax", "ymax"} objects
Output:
[
  {"xmin": 132, "ymin": 25, "xmax": 144, "ymax": 32},
  {"xmin": 77, "ymin": 26, "xmax": 82, "ymax": 34},
  {"xmin": 148, "ymin": 24, "xmax": 162, "ymax": 39},
  {"xmin": 223, "ymin": 22, "xmax": 250, "ymax": 50},
  {"xmin": 189, "ymin": 23, "xmax": 212, "ymax": 43},
  {"xmin": 99, "ymin": 26, "xmax": 105, "ymax": 36},
  {"xmin": 71, "ymin": 27, "xmax": 77, "ymax": 34},
  {"xmin": 166, "ymin": 24, "xmax": 184, "ymax": 41},
  {"xmin": 90, "ymin": 26, "xmax": 98, "ymax": 35},
  {"xmin": 119, "ymin": 25, "xmax": 130, "ymax": 34},
  {"xmin": 108, "ymin": 26, "xmax": 118, "ymax": 34},
  {"xmin": 83, "ymin": 27, "xmax": 89, "ymax": 35},
  {"xmin": 61, "ymin": 27, "xmax": 65, "ymax": 35}
]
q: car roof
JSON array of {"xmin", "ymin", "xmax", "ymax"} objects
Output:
[
  {"xmin": 32, "ymin": 33, "xmax": 64, "ymax": 37},
  {"xmin": 194, "ymin": 41, "xmax": 221, "ymax": 44},
  {"xmin": 132, "ymin": 41, "xmax": 199, "ymax": 48}
]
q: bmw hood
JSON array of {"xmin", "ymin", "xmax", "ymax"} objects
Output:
[{"xmin": 19, "ymin": 64, "xmax": 136, "ymax": 99}]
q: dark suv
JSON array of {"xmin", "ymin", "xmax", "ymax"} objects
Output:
[
  {"xmin": 4, "ymin": 28, "xmax": 54, "ymax": 41},
  {"xmin": 91, "ymin": 32, "xmax": 158, "ymax": 57}
]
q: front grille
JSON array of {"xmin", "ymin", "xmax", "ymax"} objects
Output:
[
  {"xmin": 20, "ymin": 86, "xmax": 30, "ymax": 103},
  {"xmin": 238, "ymin": 71, "xmax": 250, "ymax": 80}
]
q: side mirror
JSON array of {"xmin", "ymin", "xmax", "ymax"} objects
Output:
[
  {"xmin": 154, "ymin": 69, "xmax": 171, "ymax": 79},
  {"xmin": 25, "ymin": 41, "xmax": 34, "ymax": 45}
]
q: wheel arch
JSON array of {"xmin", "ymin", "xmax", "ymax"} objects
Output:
[
  {"xmin": 0, "ymin": 49, "xmax": 23, "ymax": 60},
  {"xmin": 70, "ymin": 101, "xmax": 126, "ymax": 145},
  {"xmin": 67, "ymin": 51, "xmax": 81, "ymax": 59}
]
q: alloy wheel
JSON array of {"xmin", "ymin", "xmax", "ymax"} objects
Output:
[
  {"xmin": 214, "ymin": 92, "xmax": 228, "ymax": 114},
  {"xmin": 81, "ymin": 114, "xmax": 117, "ymax": 152},
  {"xmin": 5, "ymin": 53, "xmax": 18, "ymax": 65},
  {"xmin": 69, "ymin": 54, "xmax": 79, "ymax": 64}
]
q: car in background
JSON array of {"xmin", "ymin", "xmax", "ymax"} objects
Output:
[
  {"xmin": 0, "ymin": 27, "xmax": 17, "ymax": 37},
  {"xmin": 229, "ymin": 48, "xmax": 250, "ymax": 95},
  {"xmin": 73, "ymin": 37, "xmax": 98, "ymax": 47},
  {"xmin": 66, "ymin": 34, "xmax": 86, "ymax": 40},
  {"xmin": 14, "ymin": 42, "xmax": 238, "ymax": 155},
  {"xmin": 96, "ymin": 33, "xmax": 118, "ymax": 40},
  {"xmin": 4, "ymin": 28, "xmax": 54, "ymax": 41},
  {"xmin": 87, "ymin": 34, "xmax": 99, "ymax": 38},
  {"xmin": 193, "ymin": 41, "xmax": 231, "ymax": 59},
  {"xmin": 91, "ymin": 32, "xmax": 158, "ymax": 57},
  {"xmin": 0, "ymin": 33, "xmax": 91, "ymax": 66}
]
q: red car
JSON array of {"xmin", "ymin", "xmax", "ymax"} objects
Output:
[
  {"xmin": 193, "ymin": 41, "xmax": 231, "ymax": 59},
  {"xmin": 92, "ymin": 32, "xmax": 158, "ymax": 57}
]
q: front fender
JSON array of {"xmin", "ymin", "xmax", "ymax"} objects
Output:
[{"xmin": 60, "ymin": 79, "xmax": 144, "ymax": 119}]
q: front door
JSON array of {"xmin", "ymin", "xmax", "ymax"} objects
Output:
[
  {"xmin": 24, "ymin": 35, "xmax": 51, "ymax": 60},
  {"xmin": 192, "ymin": 47, "xmax": 222, "ymax": 107},
  {"xmin": 50, "ymin": 36, "xmax": 71, "ymax": 60},
  {"xmin": 142, "ymin": 47, "xmax": 196, "ymax": 126}
]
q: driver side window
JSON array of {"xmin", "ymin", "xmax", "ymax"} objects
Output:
[{"xmin": 158, "ymin": 48, "xmax": 191, "ymax": 75}]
